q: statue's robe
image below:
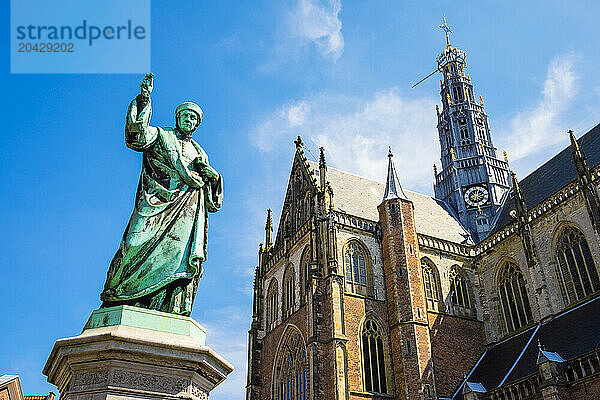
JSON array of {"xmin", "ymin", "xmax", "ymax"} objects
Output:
[{"xmin": 100, "ymin": 97, "xmax": 222, "ymax": 310}]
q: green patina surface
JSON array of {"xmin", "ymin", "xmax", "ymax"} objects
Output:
[
  {"xmin": 100, "ymin": 73, "xmax": 223, "ymax": 316},
  {"xmin": 84, "ymin": 305, "xmax": 206, "ymax": 345}
]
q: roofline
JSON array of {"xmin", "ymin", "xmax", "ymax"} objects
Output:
[{"xmin": 497, "ymin": 323, "xmax": 541, "ymax": 387}]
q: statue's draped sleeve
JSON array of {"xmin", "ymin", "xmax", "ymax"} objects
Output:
[{"xmin": 125, "ymin": 97, "xmax": 159, "ymax": 151}]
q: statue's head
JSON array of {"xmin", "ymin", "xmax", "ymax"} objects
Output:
[{"xmin": 175, "ymin": 102, "xmax": 203, "ymax": 134}]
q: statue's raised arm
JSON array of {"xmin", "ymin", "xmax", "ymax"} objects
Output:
[{"xmin": 125, "ymin": 73, "xmax": 158, "ymax": 151}]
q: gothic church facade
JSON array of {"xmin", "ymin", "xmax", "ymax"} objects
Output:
[{"xmin": 246, "ymin": 35, "xmax": 600, "ymax": 400}]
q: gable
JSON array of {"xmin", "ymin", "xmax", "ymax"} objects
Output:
[{"xmin": 274, "ymin": 152, "xmax": 317, "ymax": 247}]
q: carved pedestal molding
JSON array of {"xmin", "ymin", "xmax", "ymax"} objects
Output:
[{"xmin": 43, "ymin": 308, "xmax": 233, "ymax": 400}]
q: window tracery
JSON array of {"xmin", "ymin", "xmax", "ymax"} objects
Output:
[
  {"xmin": 421, "ymin": 259, "xmax": 441, "ymax": 311},
  {"xmin": 361, "ymin": 319, "xmax": 388, "ymax": 394},
  {"xmin": 449, "ymin": 266, "xmax": 473, "ymax": 317},
  {"xmin": 266, "ymin": 279, "xmax": 278, "ymax": 331},
  {"xmin": 283, "ymin": 266, "xmax": 295, "ymax": 319},
  {"xmin": 344, "ymin": 241, "xmax": 369, "ymax": 296},
  {"xmin": 498, "ymin": 261, "xmax": 533, "ymax": 333},
  {"xmin": 299, "ymin": 247, "xmax": 310, "ymax": 305},
  {"xmin": 555, "ymin": 226, "xmax": 600, "ymax": 305},
  {"xmin": 275, "ymin": 329, "xmax": 308, "ymax": 400}
]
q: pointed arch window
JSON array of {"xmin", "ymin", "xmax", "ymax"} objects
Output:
[
  {"xmin": 421, "ymin": 259, "xmax": 441, "ymax": 311},
  {"xmin": 275, "ymin": 329, "xmax": 308, "ymax": 400},
  {"xmin": 299, "ymin": 247, "xmax": 310, "ymax": 305},
  {"xmin": 555, "ymin": 226, "xmax": 600, "ymax": 305},
  {"xmin": 498, "ymin": 262, "xmax": 533, "ymax": 333},
  {"xmin": 283, "ymin": 265, "xmax": 295, "ymax": 319},
  {"xmin": 344, "ymin": 242, "xmax": 369, "ymax": 296},
  {"xmin": 362, "ymin": 319, "xmax": 388, "ymax": 394},
  {"xmin": 266, "ymin": 279, "xmax": 278, "ymax": 331},
  {"xmin": 449, "ymin": 267, "xmax": 473, "ymax": 317}
]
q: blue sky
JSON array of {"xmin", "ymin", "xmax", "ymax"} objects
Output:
[{"xmin": 2, "ymin": 1, "xmax": 600, "ymax": 399}]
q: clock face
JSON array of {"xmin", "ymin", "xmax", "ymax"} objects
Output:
[{"xmin": 464, "ymin": 186, "xmax": 489, "ymax": 208}]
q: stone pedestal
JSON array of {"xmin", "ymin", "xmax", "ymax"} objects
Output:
[{"xmin": 43, "ymin": 306, "xmax": 233, "ymax": 400}]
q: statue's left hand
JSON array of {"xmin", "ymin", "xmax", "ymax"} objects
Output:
[{"xmin": 201, "ymin": 165, "xmax": 219, "ymax": 182}]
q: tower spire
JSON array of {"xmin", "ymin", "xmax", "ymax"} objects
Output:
[
  {"xmin": 432, "ymin": 23, "xmax": 509, "ymax": 241},
  {"xmin": 383, "ymin": 147, "xmax": 409, "ymax": 201}
]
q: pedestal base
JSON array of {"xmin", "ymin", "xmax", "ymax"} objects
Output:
[{"xmin": 43, "ymin": 306, "xmax": 233, "ymax": 400}]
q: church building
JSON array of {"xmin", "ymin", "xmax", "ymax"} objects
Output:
[{"xmin": 245, "ymin": 28, "xmax": 600, "ymax": 400}]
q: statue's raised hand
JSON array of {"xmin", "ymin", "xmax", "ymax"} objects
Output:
[{"xmin": 140, "ymin": 72, "xmax": 154, "ymax": 99}]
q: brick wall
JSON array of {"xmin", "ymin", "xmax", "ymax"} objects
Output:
[
  {"xmin": 343, "ymin": 294, "xmax": 390, "ymax": 396},
  {"xmin": 428, "ymin": 312, "xmax": 486, "ymax": 397}
]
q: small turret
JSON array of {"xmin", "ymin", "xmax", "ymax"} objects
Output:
[{"xmin": 382, "ymin": 147, "xmax": 409, "ymax": 201}]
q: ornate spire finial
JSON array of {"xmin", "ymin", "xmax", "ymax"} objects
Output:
[
  {"xmin": 479, "ymin": 95, "xmax": 484, "ymax": 106},
  {"xmin": 511, "ymin": 169, "xmax": 527, "ymax": 217},
  {"xmin": 319, "ymin": 146, "xmax": 327, "ymax": 188},
  {"xmin": 319, "ymin": 146, "xmax": 326, "ymax": 168},
  {"xmin": 503, "ymin": 150, "xmax": 509, "ymax": 163},
  {"xmin": 265, "ymin": 209, "xmax": 273, "ymax": 248},
  {"xmin": 433, "ymin": 164, "xmax": 438, "ymax": 175},
  {"xmin": 450, "ymin": 147, "xmax": 456, "ymax": 160},
  {"xmin": 382, "ymin": 146, "xmax": 409, "ymax": 202},
  {"xmin": 294, "ymin": 135, "xmax": 304, "ymax": 151},
  {"xmin": 570, "ymin": 129, "xmax": 592, "ymax": 183},
  {"xmin": 439, "ymin": 15, "xmax": 452, "ymax": 48}
]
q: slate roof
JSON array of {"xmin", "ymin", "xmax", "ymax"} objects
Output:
[
  {"xmin": 306, "ymin": 161, "xmax": 472, "ymax": 244},
  {"xmin": 453, "ymin": 295, "xmax": 600, "ymax": 399},
  {"xmin": 490, "ymin": 123, "xmax": 600, "ymax": 236}
]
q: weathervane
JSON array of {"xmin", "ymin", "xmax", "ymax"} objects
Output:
[{"xmin": 439, "ymin": 15, "xmax": 452, "ymax": 48}]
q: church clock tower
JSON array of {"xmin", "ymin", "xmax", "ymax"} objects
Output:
[{"xmin": 432, "ymin": 18, "xmax": 510, "ymax": 241}]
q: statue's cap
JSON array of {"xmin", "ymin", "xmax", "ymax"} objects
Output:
[{"xmin": 176, "ymin": 102, "xmax": 203, "ymax": 121}]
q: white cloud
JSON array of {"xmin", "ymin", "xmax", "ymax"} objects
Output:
[
  {"xmin": 253, "ymin": 89, "xmax": 439, "ymax": 193},
  {"xmin": 500, "ymin": 55, "xmax": 579, "ymax": 161},
  {"xmin": 288, "ymin": 0, "xmax": 344, "ymax": 61}
]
